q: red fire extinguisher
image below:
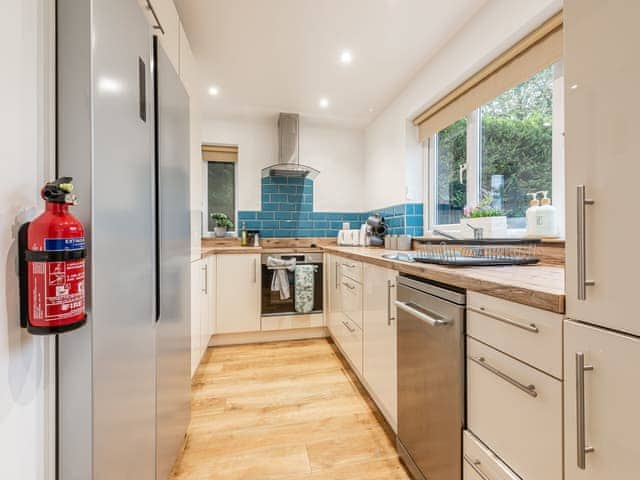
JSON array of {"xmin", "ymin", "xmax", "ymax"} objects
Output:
[{"xmin": 19, "ymin": 177, "xmax": 87, "ymax": 334}]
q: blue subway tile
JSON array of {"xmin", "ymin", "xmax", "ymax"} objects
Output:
[
  {"xmin": 270, "ymin": 193, "xmax": 288, "ymax": 202},
  {"xmin": 300, "ymin": 203, "xmax": 312, "ymax": 212},
  {"xmin": 287, "ymin": 194, "xmax": 304, "ymax": 203},
  {"xmin": 309, "ymin": 229, "xmax": 325, "ymax": 237},
  {"xmin": 278, "ymin": 185, "xmax": 298, "ymax": 194},
  {"xmin": 394, "ymin": 204, "xmax": 406, "ymax": 216},
  {"xmin": 330, "ymin": 221, "xmax": 344, "ymax": 229},
  {"xmin": 414, "ymin": 203, "xmax": 424, "ymax": 215},
  {"xmin": 304, "ymin": 178, "xmax": 313, "ymax": 186},
  {"xmin": 325, "ymin": 229, "xmax": 339, "ymax": 237},
  {"xmin": 343, "ymin": 213, "xmax": 359, "ymax": 222},
  {"xmin": 243, "ymin": 220, "xmax": 261, "ymax": 229},
  {"xmin": 296, "ymin": 221, "xmax": 313, "ymax": 229},
  {"xmin": 313, "ymin": 221, "xmax": 329, "ymax": 228},
  {"xmin": 302, "ymin": 194, "xmax": 313, "ymax": 204},
  {"xmin": 406, "ymin": 215, "xmax": 422, "ymax": 227},
  {"xmin": 262, "ymin": 220, "xmax": 278, "ymax": 229},
  {"xmin": 279, "ymin": 220, "xmax": 296, "ymax": 228},
  {"xmin": 262, "ymin": 184, "xmax": 279, "ymax": 193},
  {"xmin": 275, "ymin": 212, "xmax": 293, "ymax": 220},
  {"xmin": 263, "ymin": 203, "xmax": 278, "ymax": 212},
  {"xmin": 294, "ymin": 212, "xmax": 310, "ymax": 220},
  {"xmin": 260, "ymin": 229, "xmax": 275, "ymax": 237},
  {"xmin": 257, "ymin": 212, "xmax": 274, "ymax": 220},
  {"xmin": 287, "ymin": 177, "xmax": 305, "ymax": 185},
  {"xmin": 310, "ymin": 212, "xmax": 326, "ymax": 220},
  {"xmin": 271, "ymin": 176, "xmax": 288, "ymax": 184},
  {"xmin": 302, "ymin": 185, "xmax": 313, "ymax": 194},
  {"xmin": 261, "ymin": 177, "xmax": 272, "ymax": 185},
  {"xmin": 261, "ymin": 193, "xmax": 271, "ymax": 204},
  {"xmin": 275, "ymin": 229, "xmax": 294, "ymax": 237},
  {"xmin": 406, "ymin": 204, "xmax": 416, "ymax": 215},
  {"xmin": 237, "ymin": 211, "xmax": 257, "ymax": 220}
]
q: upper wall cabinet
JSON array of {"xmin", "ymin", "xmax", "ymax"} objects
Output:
[{"xmin": 139, "ymin": 0, "xmax": 180, "ymax": 73}]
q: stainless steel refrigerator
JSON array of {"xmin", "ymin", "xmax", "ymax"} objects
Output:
[{"xmin": 56, "ymin": 1, "xmax": 191, "ymax": 478}]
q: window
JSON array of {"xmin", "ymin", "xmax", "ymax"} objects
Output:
[
  {"xmin": 205, "ymin": 161, "xmax": 235, "ymax": 231},
  {"xmin": 427, "ymin": 63, "xmax": 563, "ymax": 233},
  {"xmin": 202, "ymin": 145, "xmax": 238, "ymax": 233}
]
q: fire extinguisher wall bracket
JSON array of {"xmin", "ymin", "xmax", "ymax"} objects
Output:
[{"xmin": 18, "ymin": 221, "xmax": 87, "ymax": 335}]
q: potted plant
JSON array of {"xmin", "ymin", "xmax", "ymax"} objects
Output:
[
  {"xmin": 210, "ymin": 213, "xmax": 234, "ymax": 238},
  {"xmin": 461, "ymin": 193, "xmax": 508, "ymax": 238}
]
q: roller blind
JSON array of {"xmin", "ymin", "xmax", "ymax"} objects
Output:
[
  {"xmin": 414, "ymin": 11, "xmax": 563, "ymax": 142},
  {"xmin": 202, "ymin": 144, "xmax": 238, "ymax": 162}
]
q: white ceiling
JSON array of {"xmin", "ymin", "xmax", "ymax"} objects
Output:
[{"xmin": 175, "ymin": 0, "xmax": 487, "ymax": 127}]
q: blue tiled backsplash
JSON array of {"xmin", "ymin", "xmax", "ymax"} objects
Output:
[{"xmin": 238, "ymin": 176, "xmax": 423, "ymax": 238}]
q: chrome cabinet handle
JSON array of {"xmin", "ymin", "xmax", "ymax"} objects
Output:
[
  {"xmin": 343, "ymin": 262, "xmax": 356, "ymax": 268},
  {"xmin": 576, "ymin": 352, "xmax": 595, "ymax": 469},
  {"xmin": 341, "ymin": 320, "xmax": 356, "ymax": 333},
  {"xmin": 577, "ymin": 185, "xmax": 595, "ymax": 300},
  {"xmin": 342, "ymin": 281, "xmax": 356, "ymax": 290},
  {"xmin": 394, "ymin": 300, "xmax": 449, "ymax": 327},
  {"xmin": 202, "ymin": 263, "xmax": 208, "ymax": 294},
  {"xmin": 463, "ymin": 455, "xmax": 491, "ymax": 480},
  {"xmin": 253, "ymin": 258, "xmax": 257, "ymax": 283},
  {"xmin": 470, "ymin": 356, "xmax": 538, "ymax": 398},
  {"xmin": 387, "ymin": 280, "xmax": 395, "ymax": 326},
  {"xmin": 468, "ymin": 307, "xmax": 539, "ymax": 333},
  {"xmin": 335, "ymin": 260, "xmax": 339, "ymax": 290}
]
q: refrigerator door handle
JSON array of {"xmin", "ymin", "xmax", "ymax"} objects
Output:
[
  {"xmin": 577, "ymin": 185, "xmax": 595, "ymax": 300},
  {"xmin": 576, "ymin": 352, "xmax": 595, "ymax": 469}
]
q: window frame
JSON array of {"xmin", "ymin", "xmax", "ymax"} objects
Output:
[
  {"xmin": 424, "ymin": 62, "xmax": 565, "ymax": 237},
  {"xmin": 202, "ymin": 159, "xmax": 238, "ymax": 237}
]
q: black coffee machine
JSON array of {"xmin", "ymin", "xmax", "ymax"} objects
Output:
[{"xmin": 366, "ymin": 214, "xmax": 388, "ymax": 246}]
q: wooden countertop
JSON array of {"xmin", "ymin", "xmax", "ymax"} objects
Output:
[{"xmin": 323, "ymin": 246, "xmax": 565, "ymax": 314}]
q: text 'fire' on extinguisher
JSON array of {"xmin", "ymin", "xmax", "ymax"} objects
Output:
[{"xmin": 19, "ymin": 177, "xmax": 87, "ymax": 335}]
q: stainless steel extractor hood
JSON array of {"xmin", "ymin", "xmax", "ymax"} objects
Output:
[{"xmin": 261, "ymin": 113, "xmax": 320, "ymax": 179}]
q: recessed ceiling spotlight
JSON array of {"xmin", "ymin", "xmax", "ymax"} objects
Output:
[
  {"xmin": 319, "ymin": 97, "xmax": 329, "ymax": 109},
  {"xmin": 340, "ymin": 50, "xmax": 353, "ymax": 65},
  {"xmin": 208, "ymin": 85, "xmax": 220, "ymax": 96}
]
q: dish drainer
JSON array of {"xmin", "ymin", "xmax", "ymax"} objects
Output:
[{"xmin": 414, "ymin": 239, "xmax": 540, "ymax": 266}]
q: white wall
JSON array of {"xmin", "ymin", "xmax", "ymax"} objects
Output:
[
  {"xmin": 200, "ymin": 116, "xmax": 366, "ymax": 212},
  {"xmin": 364, "ymin": 0, "xmax": 562, "ymax": 211},
  {"xmin": 0, "ymin": 0, "xmax": 54, "ymax": 479}
]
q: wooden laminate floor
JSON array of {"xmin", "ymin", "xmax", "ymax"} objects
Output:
[{"xmin": 170, "ymin": 338, "xmax": 411, "ymax": 480}]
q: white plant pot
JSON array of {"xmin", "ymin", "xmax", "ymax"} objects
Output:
[
  {"xmin": 214, "ymin": 226, "xmax": 227, "ymax": 238},
  {"xmin": 460, "ymin": 216, "xmax": 508, "ymax": 239}
]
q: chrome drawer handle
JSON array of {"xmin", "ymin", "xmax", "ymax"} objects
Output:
[
  {"xmin": 343, "ymin": 262, "xmax": 356, "ymax": 268},
  {"xmin": 341, "ymin": 320, "xmax": 356, "ymax": 333},
  {"xmin": 342, "ymin": 281, "xmax": 356, "ymax": 290},
  {"xmin": 394, "ymin": 301, "xmax": 450, "ymax": 327},
  {"xmin": 470, "ymin": 356, "xmax": 538, "ymax": 398},
  {"xmin": 387, "ymin": 280, "xmax": 395, "ymax": 325},
  {"xmin": 468, "ymin": 307, "xmax": 539, "ymax": 333},
  {"xmin": 576, "ymin": 352, "xmax": 595, "ymax": 469},
  {"xmin": 464, "ymin": 455, "xmax": 492, "ymax": 480}
]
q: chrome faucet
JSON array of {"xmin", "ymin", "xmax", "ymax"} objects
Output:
[{"xmin": 465, "ymin": 223, "xmax": 484, "ymax": 240}]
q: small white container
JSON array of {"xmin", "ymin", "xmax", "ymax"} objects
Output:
[
  {"xmin": 388, "ymin": 235, "xmax": 398, "ymax": 250},
  {"xmin": 398, "ymin": 235, "xmax": 412, "ymax": 251}
]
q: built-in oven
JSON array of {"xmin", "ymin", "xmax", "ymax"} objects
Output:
[{"xmin": 261, "ymin": 253, "xmax": 323, "ymax": 316}]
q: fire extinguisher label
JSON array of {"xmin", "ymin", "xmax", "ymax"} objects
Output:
[
  {"xmin": 30, "ymin": 237, "xmax": 86, "ymax": 324},
  {"xmin": 44, "ymin": 237, "xmax": 85, "ymax": 251}
]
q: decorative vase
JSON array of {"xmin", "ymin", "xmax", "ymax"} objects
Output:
[
  {"xmin": 214, "ymin": 226, "xmax": 227, "ymax": 238},
  {"xmin": 460, "ymin": 216, "xmax": 508, "ymax": 239}
]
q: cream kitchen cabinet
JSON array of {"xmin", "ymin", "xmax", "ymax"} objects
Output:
[
  {"xmin": 564, "ymin": 0, "xmax": 640, "ymax": 338},
  {"xmin": 363, "ymin": 264, "xmax": 397, "ymax": 430},
  {"xmin": 216, "ymin": 254, "xmax": 261, "ymax": 334},
  {"xmin": 564, "ymin": 320, "xmax": 640, "ymax": 479},
  {"xmin": 326, "ymin": 254, "xmax": 344, "ymax": 338},
  {"xmin": 206, "ymin": 255, "xmax": 217, "ymax": 336}
]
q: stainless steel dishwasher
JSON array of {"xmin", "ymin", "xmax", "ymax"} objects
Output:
[{"xmin": 395, "ymin": 274, "xmax": 466, "ymax": 480}]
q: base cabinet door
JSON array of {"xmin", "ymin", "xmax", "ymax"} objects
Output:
[
  {"xmin": 216, "ymin": 254, "xmax": 260, "ymax": 334},
  {"xmin": 327, "ymin": 254, "xmax": 343, "ymax": 337},
  {"xmin": 363, "ymin": 264, "xmax": 397, "ymax": 429},
  {"xmin": 564, "ymin": 320, "xmax": 640, "ymax": 480}
]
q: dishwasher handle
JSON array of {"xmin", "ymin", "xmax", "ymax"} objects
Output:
[{"xmin": 395, "ymin": 300, "xmax": 450, "ymax": 327}]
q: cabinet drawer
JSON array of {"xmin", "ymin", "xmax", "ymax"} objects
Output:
[
  {"xmin": 467, "ymin": 337, "xmax": 562, "ymax": 480},
  {"xmin": 341, "ymin": 276, "xmax": 363, "ymax": 328},
  {"xmin": 339, "ymin": 259, "xmax": 363, "ymax": 283},
  {"xmin": 463, "ymin": 431, "xmax": 519, "ymax": 480},
  {"xmin": 334, "ymin": 315, "xmax": 363, "ymax": 375},
  {"xmin": 467, "ymin": 291, "xmax": 563, "ymax": 379}
]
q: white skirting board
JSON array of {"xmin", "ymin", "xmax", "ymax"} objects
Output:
[{"xmin": 209, "ymin": 327, "xmax": 329, "ymax": 347}]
